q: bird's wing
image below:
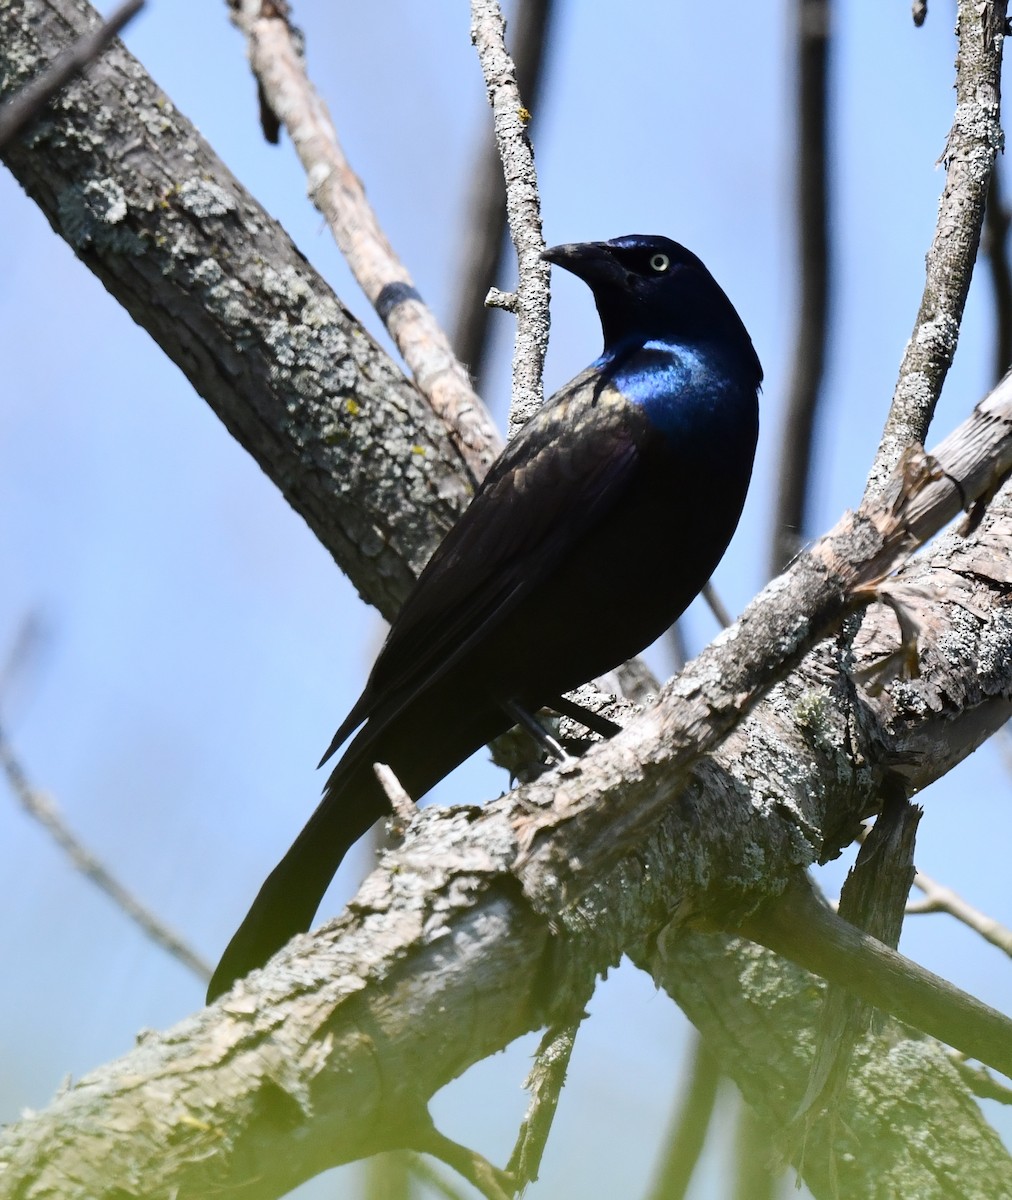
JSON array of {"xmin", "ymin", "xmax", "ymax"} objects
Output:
[{"xmin": 322, "ymin": 365, "xmax": 656, "ymax": 761}]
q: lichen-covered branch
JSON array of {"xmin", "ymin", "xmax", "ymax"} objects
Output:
[
  {"xmin": 0, "ymin": 0, "xmax": 141, "ymax": 147},
  {"xmin": 658, "ymin": 934, "xmax": 1012, "ymax": 1198},
  {"xmin": 229, "ymin": 0, "xmax": 502, "ymax": 480},
  {"xmin": 0, "ymin": 0, "xmax": 474, "ymax": 622},
  {"xmin": 470, "ymin": 0, "xmax": 550, "ymax": 435},
  {"xmin": 452, "ymin": 0, "xmax": 555, "ymax": 390},
  {"xmin": 864, "ymin": 0, "xmax": 1008, "ymax": 498}
]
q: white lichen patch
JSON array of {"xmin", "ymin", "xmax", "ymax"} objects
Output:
[{"xmin": 177, "ymin": 177, "xmax": 236, "ymax": 218}]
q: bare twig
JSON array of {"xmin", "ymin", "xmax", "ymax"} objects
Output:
[
  {"xmin": 913, "ymin": 1, "xmax": 928, "ymax": 27},
  {"xmin": 645, "ymin": 1036, "xmax": 721, "ymax": 1200},
  {"xmin": 947, "ymin": 1051, "xmax": 1012, "ymax": 1104},
  {"xmin": 0, "ymin": 723, "xmax": 212, "ymax": 982},
  {"xmin": 0, "ymin": 0, "xmax": 143, "ymax": 150},
  {"xmin": 229, "ymin": 0, "xmax": 501, "ymax": 480},
  {"xmin": 453, "ymin": 0, "xmax": 555, "ymax": 389},
  {"xmin": 770, "ymin": 0, "xmax": 832, "ymax": 575},
  {"xmin": 907, "ymin": 866, "xmax": 1012, "ymax": 956},
  {"xmin": 864, "ymin": 0, "xmax": 1008, "ymax": 499},
  {"xmin": 984, "ymin": 163, "xmax": 1012, "ymax": 382},
  {"xmin": 701, "ymin": 582, "xmax": 733, "ymax": 630},
  {"xmin": 666, "ymin": 622, "xmax": 688, "ymax": 673},
  {"xmin": 506, "ymin": 1015, "xmax": 584, "ymax": 1189},
  {"xmin": 403, "ymin": 1153, "xmax": 473, "ymax": 1200},
  {"xmin": 373, "ymin": 761, "xmax": 419, "ymax": 834},
  {"xmin": 470, "ymin": 0, "xmax": 550, "ymax": 436},
  {"xmin": 409, "ymin": 1121, "xmax": 513, "ymax": 1200}
]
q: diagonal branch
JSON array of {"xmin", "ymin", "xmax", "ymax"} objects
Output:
[
  {"xmin": 0, "ymin": 723, "xmax": 212, "ymax": 981},
  {"xmin": 229, "ymin": 0, "xmax": 502, "ymax": 481},
  {"xmin": 0, "ymin": 0, "xmax": 475, "ymax": 623},
  {"xmin": 907, "ymin": 867, "xmax": 1012, "ymax": 955},
  {"xmin": 0, "ymin": 0, "xmax": 142, "ymax": 148},
  {"xmin": 864, "ymin": 0, "xmax": 1007, "ymax": 498}
]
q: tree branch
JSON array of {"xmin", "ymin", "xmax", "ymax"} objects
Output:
[
  {"xmin": 513, "ymin": 374, "xmax": 1012, "ymax": 908},
  {"xmin": 907, "ymin": 866, "xmax": 1012, "ymax": 956},
  {"xmin": 470, "ymin": 0, "xmax": 550, "ymax": 435},
  {"xmin": 656, "ymin": 932, "xmax": 1012, "ymax": 1197},
  {"xmin": 229, "ymin": 0, "xmax": 502, "ymax": 481},
  {"xmin": 0, "ymin": 722, "xmax": 212, "ymax": 981},
  {"xmin": 770, "ymin": 0, "xmax": 832, "ymax": 574},
  {"xmin": 0, "ymin": 0, "xmax": 474, "ymax": 623},
  {"xmin": 0, "ymin": 0, "xmax": 142, "ymax": 148},
  {"xmin": 864, "ymin": 0, "xmax": 1008, "ymax": 498},
  {"xmin": 452, "ymin": 0, "xmax": 555, "ymax": 389}
]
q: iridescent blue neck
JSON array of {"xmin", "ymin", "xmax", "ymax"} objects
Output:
[{"xmin": 595, "ymin": 337, "xmax": 758, "ymax": 447}]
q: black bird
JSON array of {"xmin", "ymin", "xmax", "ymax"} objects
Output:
[{"xmin": 208, "ymin": 235, "xmax": 761, "ymax": 1001}]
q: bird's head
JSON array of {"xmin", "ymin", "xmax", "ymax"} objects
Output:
[{"xmin": 542, "ymin": 234, "xmax": 762, "ymax": 388}]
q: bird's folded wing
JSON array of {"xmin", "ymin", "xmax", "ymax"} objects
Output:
[{"xmin": 321, "ymin": 369, "xmax": 653, "ymax": 761}]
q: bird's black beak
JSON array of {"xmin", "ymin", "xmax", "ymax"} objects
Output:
[{"xmin": 542, "ymin": 241, "xmax": 626, "ymax": 289}]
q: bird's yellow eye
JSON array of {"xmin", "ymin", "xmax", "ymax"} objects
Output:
[{"xmin": 649, "ymin": 253, "xmax": 670, "ymax": 273}]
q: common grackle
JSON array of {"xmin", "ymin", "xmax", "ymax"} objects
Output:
[{"xmin": 208, "ymin": 235, "xmax": 761, "ymax": 1000}]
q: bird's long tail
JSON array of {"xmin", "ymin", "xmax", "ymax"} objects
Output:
[
  {"xmin": 206, "ymin": 752, "xmax": 386, "ymax": 1001},
  {"xmin": 207, "ymin": 694, "xmax": 515, "ymax": 1002}
]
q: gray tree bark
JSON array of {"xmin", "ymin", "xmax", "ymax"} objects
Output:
[{"xmin": 1, "ymin": 2, "xmax": 1010, "ymax": 1199}]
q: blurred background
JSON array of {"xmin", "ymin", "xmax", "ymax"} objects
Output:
[{"xmin": 1, "ymin": 2, "xmax": 1010, "ymax": 1195}]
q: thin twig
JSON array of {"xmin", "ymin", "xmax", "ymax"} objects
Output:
[
  {"xmin": 770, "ymin": 0, "xmax": 832, "ymax": 576},
  {"xmin": 701, "ymin": 582, "xmax": 733, "ymax": 630},
  {"xmin": 373, "ymin": 761, "xmax": 419, "ymax": 834},
  {"xmin": 229, "ymin": 0, "xmax": 501, "ymax": 480},
  {"xmin": 645, "ymin": 1035, "xmax": 721, "ymax": 1200},
  {"xmin": 409, "ymin": 1120, "xmax": 513, "ymax": 1200},
  {"xmin": 0, "ymin": 0, "xmax": 143, "ymax": 150},
  {"xmin": 947, "ymin": 1051, "xmax": 1012, "ymax": 1104},
  {"xmin": 404, "ymin": 1153, "xmax": 473, "ymax": 1200},
  {"xmin": 507, "ymin": 1013, "xmax": 586, "ymax": 1189},
  {"xmin": 667, "ymin": 622, "xmax": 688, "ymax": 673},
  {"xmin": 863, "ymin": 0, "xmax": 1008, "ymax": 499},
  {"xmin": 470, "ymin": 0, "xmax": 551, "ymax": 436},
  {"xmin": 452, "ymin": 0, "xmax": 555, "ymax": 390},
  {"xmin": 984, "ymin": 163, "xmax": 1012, "ymax": 382},
  {"xmin": 0, "ymin": 723, "xmax": 212, "ymax": 982},
  {"xmin": 907, "ymin": 866, "xmax": 1012, "ymax": 956}
]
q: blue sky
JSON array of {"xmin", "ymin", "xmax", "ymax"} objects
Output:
[{"xmin": 1, "ymin": 3, "xmax": 1009, "ymax": 1196}]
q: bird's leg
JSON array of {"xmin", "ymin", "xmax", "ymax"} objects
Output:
[
  {"xmin": 545, "ymin": 694, "xmax": 622, "ymax": 739},
  {"xmin": 502, "ymin": 700, "xmax": 575, "ymax": 765}
]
